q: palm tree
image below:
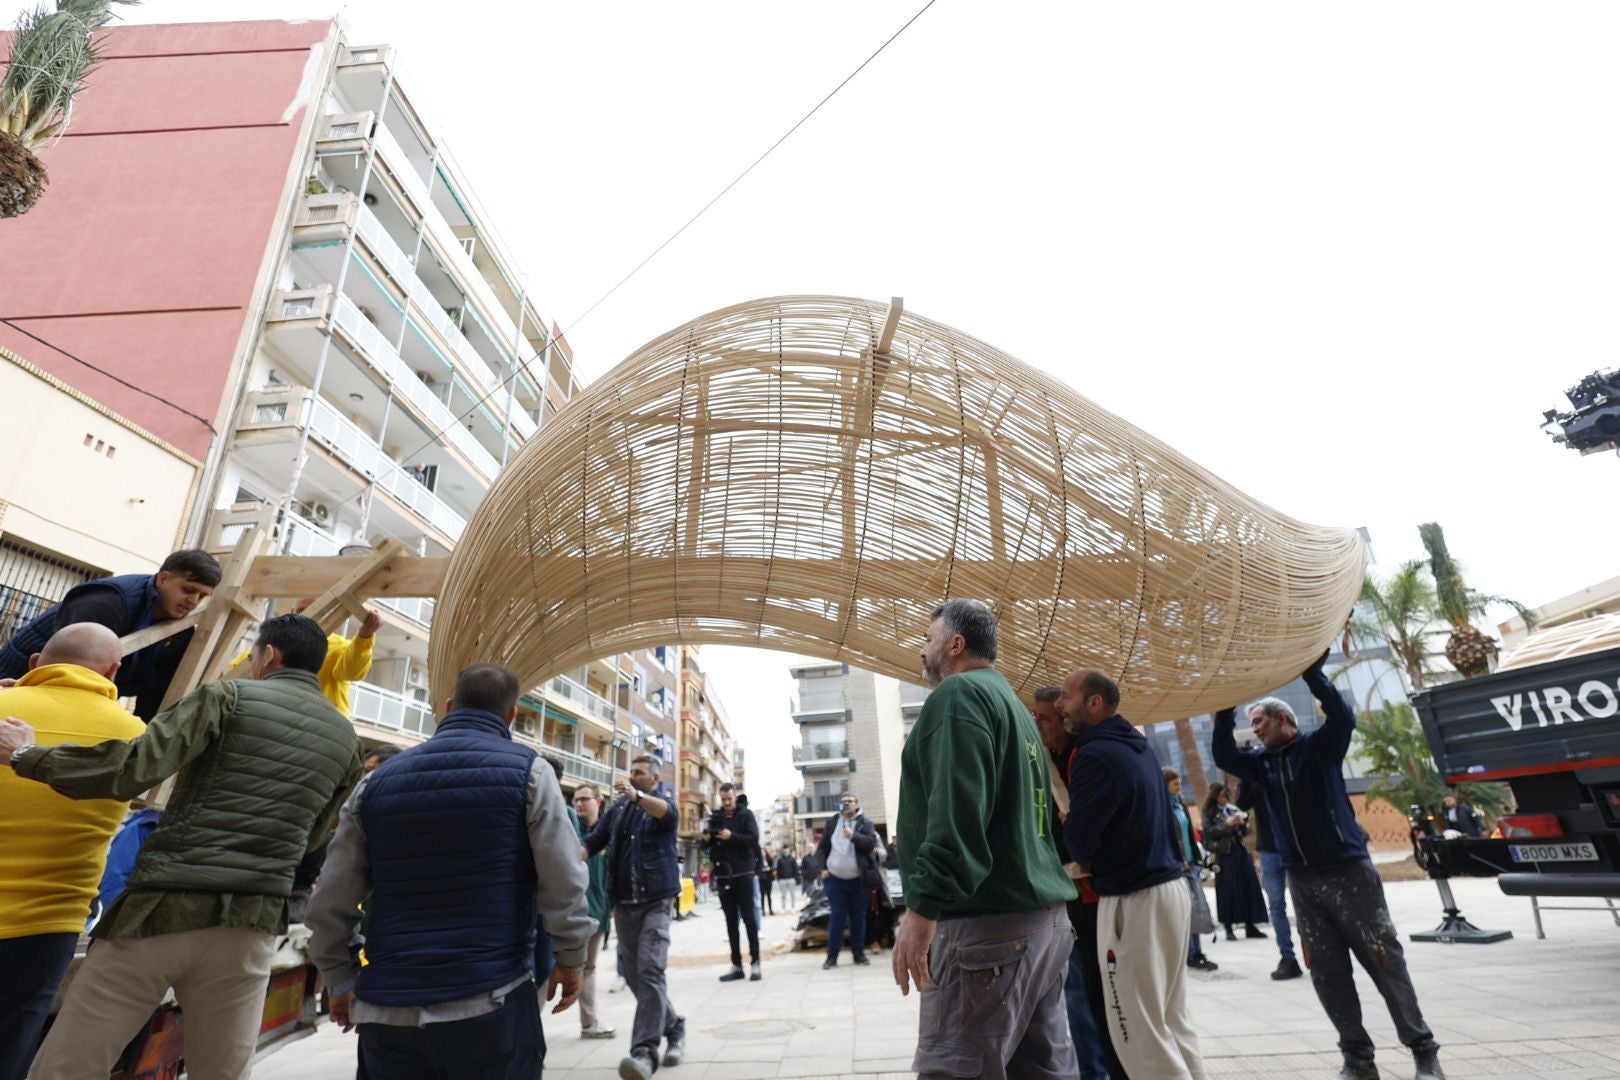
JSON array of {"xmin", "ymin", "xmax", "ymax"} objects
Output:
[
  {"xmin": 0, "ymin": 0, "xmax": 136, "ymax": 219},
  {"xmin": 1418, "ymin": 522, "xmax": 1532, "ymax": 678},
  {"xmin": 1355, "ymin": 701, "xmax": 1512, "ymax": 823},
  {"xmin": 1354, "ymin": 561, "xmax": 1441, "ymax": 690}
]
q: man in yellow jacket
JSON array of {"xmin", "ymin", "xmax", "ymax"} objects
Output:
[
  {"xmin": 230, "ymin": 603, "xmax": 380, "ymax": 717},
  {"xmin": 0, "ymin": 623, "xmax": 144, "ymax": 1080}
]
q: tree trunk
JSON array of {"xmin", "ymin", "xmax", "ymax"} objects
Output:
[{"xmin": 1174, "ymin": 716, "xmax": 1208, "ymax": 799}]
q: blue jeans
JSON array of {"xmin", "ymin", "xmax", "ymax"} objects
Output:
[
  {"xmin": 0, "ymin": 933, "xmax": 77, "ymax": 1080},
  {"xmin": 359, "ymin": 979, "xmax": 543, "ymax": 1079},
  {"xmin": 1063, "ymin": 940, "xmax": 1110, "ymax": 1079},
  {"xmin": 1260, "ymin": 850, "xmax": 1295, "ymax": 960},
  {"xmin": 823, "ymin": 874, "xmax": 867, "ymax": 961}
]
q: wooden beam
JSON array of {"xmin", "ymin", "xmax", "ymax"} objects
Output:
[
  {"xmin": 157, "ymin": 529, "xmax": 267, "ymax": 713},
  {"xmin": 244, "ymin": 554, "xmax": 448, "ymax": 601},
  {"xmin": 875, "ymin": 296, "xmax": 903, "ymax": 356},
  {"xmin": 117, "ymin": 608, "xmax": 203, "ymax": 658},
  {"xmin": 298, "ymin": 539, "xmax": 405, "ymax": 627}
]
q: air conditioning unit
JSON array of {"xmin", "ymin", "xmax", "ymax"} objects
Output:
[
  {"xmin": 405, "ymin": 666, "xmax": 429, "ymax": 691},
  {"xmin": 312, "ymin": 502, "xmax": 332, "ymax": 524}
]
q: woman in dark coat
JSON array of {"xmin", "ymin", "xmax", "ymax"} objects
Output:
[{"xmin": 1202, "ymin": 782, "xmax": 1269, "ymax": 941}]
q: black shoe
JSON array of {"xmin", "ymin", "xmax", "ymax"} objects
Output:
[
  {"xmin": 852, "ymin": 952, "xmax": 870, "ymax": 966},
  {"xmin": 718, "ymin": 966, "xmax": 745, "ymax": 982},
  {"xmin": 1245, "ymin": 924, "xmax": 1268, "ymax": 939},
  {"xmin": 1187, "ymin": 955, "xmax": 1219, "ymax": 971},
  {"xmin": 1414, "ymin": 1049, "xmax": 1446, "ymax": 1080},
  {"xmin": 1271, "ymin": 957, "xmax": 1303, "ymax": 980},
  {"xmin": 619, "ymin": 1047, "xmax": 658, "ymax": 1079},
  {"xmin": 822, "ymin": 957, "xmax": 838, "ymax": 969},
  {"xmin": 1224, "ymin": 926, "xmax": 1237, "ymax": 941},
  {"xmin": 1336, "ymin": 1060, "xmax": 1377, "ymax": 1080}
]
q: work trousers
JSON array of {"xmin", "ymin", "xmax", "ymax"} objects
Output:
[
  {"xmin": 718, "ymin": 875, "xmax": 760, "ymax": 966},
  {"xmin": 823, "ymin": 874, "xmax": 867, "ymax": 963},
  {"xmin": 1096, "ymin": 878, "xmax": 1208, "ymax": 1080},
  {"xmin": 578, "ymin": 929, "xmax": 607, "ymax": 1031},
  {"xmin": 1289, "ymin": 859, "xmax": 1438, "ymax": 1064},
  {"xmin": 28, "ymin": 925, "xmax": 276, "ymax": 1080},
  {"xmin": 913, "ymin": 905, "xmax": 1075, "ymax": 1080},
  {"xmin": 1259, "ymin": 850, "xmax": 1296, "ymax": 960},
  {"xmin": 0, "ymin": 933, "xmax": 77, "ymax": 1080},
  {"xmin": 615, "ymin": 898, "xmax": 678, "ymax": 1055},
  {"xmin": 776, "ymin": 878, "xmax": 799, "ymax": 910},
  {"xmin": 358, "ymin": 979, "xmax": 542, "ymax": 1080}
]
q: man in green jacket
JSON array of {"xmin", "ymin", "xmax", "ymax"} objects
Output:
[
  {"xmin": 571, "ymin": 781, "xmax": 616, "ymax": 1040},
  {"xmin": 894, "ymin": 599, "xmax": 1078, "ymax": 1080},
  {"xmin": 0, "ymin": 614, "xmax": 362, "ymax": 1080}
]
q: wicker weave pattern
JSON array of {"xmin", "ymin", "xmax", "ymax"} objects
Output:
[{"xmin": 428, "ymin": 296, "xmax": 1365, "ymax": 723}]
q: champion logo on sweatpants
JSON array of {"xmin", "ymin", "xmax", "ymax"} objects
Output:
[{"xmin": 1105, "ymin": 950, "xmax": 1128, "ymax": 1042}]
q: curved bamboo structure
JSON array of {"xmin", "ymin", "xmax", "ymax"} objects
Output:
[{"xmin": 428, "ymin": 296, "xmax": 1365, "ymax": 723}]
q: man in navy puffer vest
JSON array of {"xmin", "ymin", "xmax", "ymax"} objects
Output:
[{"xmin": 308, "ymin": 663, "xmax": 594, "ymax": 1079}]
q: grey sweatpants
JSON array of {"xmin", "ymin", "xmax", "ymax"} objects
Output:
[
  {"xmin": 913, "ymin": 905, "xmax": 1076, "ymax": 1080},
  {"xmin": 615, "ymin": 898, "xmax": 678, "ymax": 1054},
  {"xmin": 1289, "ymin": 859, "xmax": 1438, "ymax": 1064}
]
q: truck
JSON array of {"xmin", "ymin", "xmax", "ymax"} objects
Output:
[{"xmin": 1410, "ymin": 642, "xmax": 1620, "ymax": 937}]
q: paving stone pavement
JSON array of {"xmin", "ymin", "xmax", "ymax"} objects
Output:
[{"xmin": 257, "ymin": 877, "xmax": 1620, "ymax": 1079}]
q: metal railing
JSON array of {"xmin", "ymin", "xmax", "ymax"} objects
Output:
[
  {"xmin": 794, "ymin": 794, "xmax": 846, "ymax": 816},
  {"xmin": 377, "ymin": 595, "xmax": 435, "ymax": 627},
  {"xmin": 793, "ymin": 741, "xmax": 850, "ymax": 763},
  {"xmin": 351, "ymin": 681, "xmax": 436, "ymax": 737},
  {"xmin": 522, "ymin": 742, "xmax": 613, "ymax": 788},
  {"xmin": 547, "ymin": 674, "xmax": 621, "ymax": 728}
]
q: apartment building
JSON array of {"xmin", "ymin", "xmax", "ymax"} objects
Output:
[
  {"xmin": 0, "ymin": 19, "xmax": 692, "ymax": 791},
  {"xmin": 675, "ymin": 646, "xmax": 737, "ymax": 870},
  {"xmin": 790, "ymin": 663, "xmax": 927, "ymax": 846}
]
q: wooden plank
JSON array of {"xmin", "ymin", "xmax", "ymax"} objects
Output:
[
  {"xmin": 297, "ymin": 539, "xmax": 405, "ymax": 627},
  {"xmin": 157, "ymin": 530, "xmax": 266, "ymax": 713},
  {"xmin": 117, "ymin": 608, "xmax": 203, "ymax": 658},
  {"xmin": 875, "ymin": 296, "xmax": 903, "ymax": 356},
  {"xmin": 245, "ymin": 554, "xmax": 448, "ymax": 600}
]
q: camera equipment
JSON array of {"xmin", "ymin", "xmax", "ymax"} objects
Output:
[{"xmin": 1542, "ymin": 368, "xmax": 1620, "ymax": 455}]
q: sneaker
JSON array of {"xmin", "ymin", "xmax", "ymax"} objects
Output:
[
  {"xmin": 718, "ymin": 966, "xmax": 745, "ymax": 982},
  {"xmin": 1187, "ymin": 955, "xmax": 1219, "ymax": 972},
  {"xmin": 852, "ymin": 952, "xmax": 870, "ymax": 966},
  {"xmin": 749, "ymin": 961, "xmax": 762, "ymax": 981},
  {"xmin": 1224, "ymin": 927, "xmax": 1237, "ymax": 941},
  {"xmin": 1336, "ymin": 1060, "xmax": 1378, "ymax": 1080},
  {"xmin": 1414, "ymin": 1049, "xmax": 1445, "ymax": 1080},
  {"xmin": 608, "ymin": 977, "xmax": 629, "ymax": 994},
  {"xmin": 662, "ymin": 1016, "xmax": 686, "ymax": 1067},
  {"xmin": 1271, "ymin": 957, "xmax": 1303, "ymax": 980},
  {"xmin": 822, "ymin": 957, "xmax": 838, "ymax": 970},
  {"xmin": 1245, "ymin": 925, "xmax": 1268, "ymax": 939},
  {"xmin": 581, "ymin": 1023, "xmax": 617, "ymax": 1039},
  {"xmin": 619, "ymin": 1048, "xmax": 657, "ymax": 1080}
]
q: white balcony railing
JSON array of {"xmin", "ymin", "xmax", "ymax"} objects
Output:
[
  {"xmin": 378, "ymin": 595, "xmax": 435, "ymax": 627},
  {"xmin": 526, "ymin": 743, "xmax": 613, "ymax": 788},
  {"xmin": 330, "ymin": 293, "xmax": 500, "ymax": 481},
  {"xmin": 283, "ymin": 513, "xmax": 341, "ymax": 557},
  {"xmin": 351, "ymin": 681, "xmax": 436, "ymax": 736},
  {"xmin": 547, "ymin": 674, "xmax": 621, "ymax": 729},
  {"xmin": 371, "ymin": 119, "xmax": 434, "ymax": 220}
]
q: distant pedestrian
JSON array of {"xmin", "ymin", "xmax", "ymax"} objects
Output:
[
  {"xmin": 0, "ymin": 625, "xmax": 145, "ymax": 1080},
  {"xmin": 1060, "ymin": 669, "xmax": 1207, "ymax": 1080},
  {"xmin": 815, "ymin": 792, "xmax": 881, "ymax": 969},
  {"xmin": 773, "ymin": 850, "xmax": 800, "ymax": 910},
  {"xmin": 1032, "ymin": 684, "xmax": 1123, "ymax": 1079},
  {"xmin": 1201, "ymin": 783, "xmax": 1269, "ymax": 941},
  {"xmin": 1236, "ymin": 781, "xmax": 1301, "ymax": 980},
  {"xmin": 799, "ymin": 849, "xmax": 820, "ymax": 885},
  {"xmin": 571, "ymin": 783, "xmax": 617, "ymax": 1040},
  {"xmin": 894, "ymin": 600, "xmax": 1077, "ymax": 1080},
  {"xmin": 1164, "ymin": 768, "xmax": 1217, "ymax": 973},
  {"xmin": 705, "ymin": 783, "xmax": 762, "ymax": 982},
  {"xmin": 757, "ymin": 847, "xmax": 775, "ymax": 916},
  {"xmin": 1213, "ymin": 651, "xmax": 1442, "ymax": 1080},
  {"xmin": 696, "ymin": 865, "xmax": 710, "ymax": 904},
  {"xmin": 4, "ymin": 614, "xmax": 362, "ymax": 1079},
  {"xmin": 306, "ymin": 664, "xmax": 595, "ymax": 1079},
  {"xmin": 1441, "ymin": 794, "xmax": 1484, "ymax": 838},
  {"xmin": 582, "ymin": 755, "xmax": 685, "ymax": 1079}
]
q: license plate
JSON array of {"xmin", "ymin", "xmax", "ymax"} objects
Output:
[{"xmin": 1508, "ymin": 842, "xmax": 1599, "ymax": 863}]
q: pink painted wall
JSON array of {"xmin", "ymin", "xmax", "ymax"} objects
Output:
[{"xmin": 0, "ymin": 20, "xmax": 333, "ymax": 460}]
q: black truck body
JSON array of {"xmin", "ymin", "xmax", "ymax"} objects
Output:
[{"xmin": 1411, "ymin": 645, "xmax": 1620, "ymax": 892}]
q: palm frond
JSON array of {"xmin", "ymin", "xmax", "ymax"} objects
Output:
[{"xmin": 2, "ymin": 0, "xmax": 138, "ymax": 151}]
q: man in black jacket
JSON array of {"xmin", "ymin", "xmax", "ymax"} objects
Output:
[
  {"xmin": 813, "ymin": 793, "xmax": 878, "ymax": 969},
  {"xmin": 704, "ymin": 783, "xmax": 761, "ymax": 982},
  {"xmin": 773, "ymin": 850, "xmax": 800, "ymax": 911},
  {"xmin": 1213, "ymin": 653, "xmax": 1440, "ymax": 1080}
]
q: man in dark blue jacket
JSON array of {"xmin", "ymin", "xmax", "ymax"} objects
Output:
[
  {"xmin": 306, "ymin": 663, "xmax": 594, "ymax": 1080},
  {"xmin": 1212, "ymin": 654, "xmax": 1441, "ymax": 1080},
  {"xmin": 584, "ymin": 755, "xmax": 685, "ymax": 1079},
  {"xmin": 1061, "ymin": 669, "xmax": 1207, "ymax": 1080}
]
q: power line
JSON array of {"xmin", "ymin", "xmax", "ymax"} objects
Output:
[{"xmin": 0, "ymin": 317, "xmax": 216, "ymax": 431}]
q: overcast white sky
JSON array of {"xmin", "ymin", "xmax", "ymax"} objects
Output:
[{"xmin": 115, "ymin": 2, "xmax": 1620, "ymax": 801}]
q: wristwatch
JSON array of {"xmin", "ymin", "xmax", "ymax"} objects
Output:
[
  {"xmin": 632, "ymin": 788, "xmax": 644, "ymax": 803},
  {"xmin": 9, "ymin": 744, "xmax": 34, "ymax": 766}
]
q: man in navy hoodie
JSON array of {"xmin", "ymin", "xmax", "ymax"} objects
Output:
[
  {"xmin": 1212, "ymin": 654, "xmax": 1441, "ymax": 1080},
  {"xmin": 1061, "ymin": 669, "xmax": 1207, "ymax": 1080}
]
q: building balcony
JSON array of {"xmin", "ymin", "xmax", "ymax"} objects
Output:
[
  {"xmin": 793, "ymin": 742, "xmax": 850, "ymax": 767},
  {"xmin": 233, "ymin": 386, "xmax": 468, "ymax": 545},
  {"xmin": 517, "ymin": 739, "xmax": 612, "ymax": 790},
  {"xmin": 794, "ymin": 794, "xmax": 846, "ymax": 817},
  {"xmin": 542, "ymin": 673, "xmax": 623, "ymax": 740},
  {"xmin": 793, "ymin": 705, "xmax": 850, "ymax": 724},
  {"xmin": 351, "ymin": 680, "xmax": 435, "ymax": 738}
]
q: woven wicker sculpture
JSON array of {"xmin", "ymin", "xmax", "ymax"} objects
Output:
[{"xmin": 428, "ymin": 295, "xmax": 1365, "ymax": 723}]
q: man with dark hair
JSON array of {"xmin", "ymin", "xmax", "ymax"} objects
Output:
[
  {"xmin": 1213, "ymin": 655, "xmax": 1442, "ymax": 1080},
  {"xmin": 1031, "ymin": 685, "xmax": 1118, "ymax": 1080},
  {"xmin": 706, "ymin": 781, "xmax": 762, "ymax": 982},
  {"xmin": 1, "ymin": 613, "xmax": 362, "ymax": 1078},
  {"xmin": 363, "ymin": 744, "xmax": 403, "ymax": 773},
  {"xmin": 1061, "ymin": 668, "xmax": 1206, "ymax": 1079},
  {"xmin": 583, "ymin": 754, "xmax": 684, "ymax": 1079},
  {"xmin": 0, "ymin": 548, "xmax": 221, "ymax": 719},
  {"xmin": 814, "ymin": 791, "xmax": 879, "ymax": 970},
  {"xmin": 308, "ymin": 662, "xmax": 593, "ymax": 1080},
  {"xmin": 773, "ymin": 848, "xmax": 800, "ymax": 910},
  {"xmin": 895, "ymin": 599, "xmax": 1078, "ymax": 1079}
]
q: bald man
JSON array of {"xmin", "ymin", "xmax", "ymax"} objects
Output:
[{"xmin": 0, "ymin": 624, "xmax": 145, "ymax": 1080}]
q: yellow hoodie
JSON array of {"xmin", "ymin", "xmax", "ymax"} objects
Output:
[
  {"xmin": 0, "ymin": 663, "xmax": 146, "ymax": 938},
  {"xmin": 229, "ymin": 632, "xmax": 374, "ymax": 717}
]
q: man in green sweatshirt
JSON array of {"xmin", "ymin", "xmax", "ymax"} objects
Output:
[{"xmin": 894, "ymin": 599, "xmax": 1078, "ymax": 1080}]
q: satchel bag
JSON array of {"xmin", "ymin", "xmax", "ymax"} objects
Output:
[{"xmin": 1185, "ymin": 867, "xmax": 1215, "ymax": 935}]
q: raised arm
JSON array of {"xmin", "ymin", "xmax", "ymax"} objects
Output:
[
  {"xmin": 1210, "ymin": 707, "xmax": 1262, "ymax": 782},
  {"xmin": 1303, "ymin": 656, "xmax": 1357, "ymax": 763}
]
